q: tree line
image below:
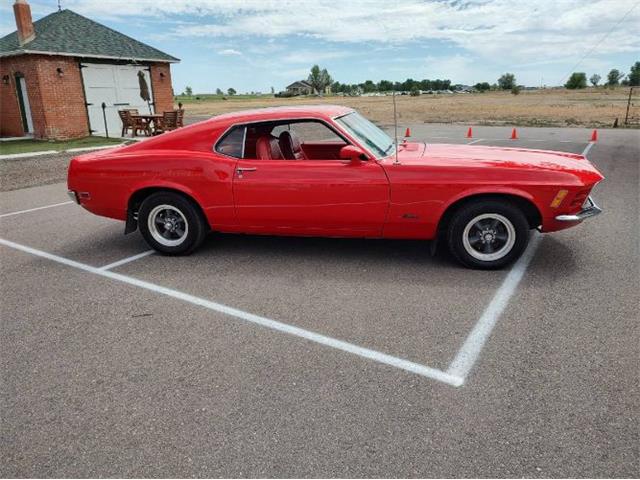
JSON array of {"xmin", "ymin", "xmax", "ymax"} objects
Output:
[
  {"xmin": 331, "ymin": 78, "xmax": 453, "ymax": 94},
  {"xmin": 179, "ymin": 60, "xmax": 639, "ymax": 97},
  {"xmin": 296, "ymin": 65, "xmax": 454, "ymax": 95},
  {"xmin": 564, "ymin": 62, "xmax": 640, "ymax": 89}
]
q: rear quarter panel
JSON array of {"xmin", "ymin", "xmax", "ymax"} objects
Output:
[{"xmin": 68, "ymin": 149, "xmax": 237, "ymax": 227}]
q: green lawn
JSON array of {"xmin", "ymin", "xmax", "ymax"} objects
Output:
[{"xmin": 0, "ymin": 136, "xmax": 124, "ymax": 155}]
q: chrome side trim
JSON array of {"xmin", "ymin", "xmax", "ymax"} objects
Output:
[{"xmin": 555, "ymin": 196, "xmax": 602, "ymax": 222}]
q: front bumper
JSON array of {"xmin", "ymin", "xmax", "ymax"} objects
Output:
[{"xmin": 555, "ymin": 196, "xmax": 602, "ymax": 222}]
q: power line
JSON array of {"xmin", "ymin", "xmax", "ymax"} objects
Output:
[{"xmin": 559, "ymin": 0, "xmax": 639, "ymax": 84}]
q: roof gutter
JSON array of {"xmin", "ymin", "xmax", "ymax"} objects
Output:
[{"xmin": 0, "ymin": 49, "xmax": 180, "ymax": 63}]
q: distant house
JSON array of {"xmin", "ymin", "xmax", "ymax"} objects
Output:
[
  {"xmin": 0, "ymin": 0, "xmax": 179, "ymax": 140},
  {"xmin": 286, "ymin": 80, "xmax": 313, "ymax": 96}
]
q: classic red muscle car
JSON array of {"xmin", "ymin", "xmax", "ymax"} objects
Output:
[{"xmin": 67, "ymin": 105, "xmax": 603, "ymax": 269}]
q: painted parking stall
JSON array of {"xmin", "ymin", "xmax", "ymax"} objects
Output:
[
  {"xmin": 2, "ymin": 125, "xmax": 638, "ymax": 478},
  {"xmin": 0, "ymin": 129, "xmax": 600, "ymax": 386}
]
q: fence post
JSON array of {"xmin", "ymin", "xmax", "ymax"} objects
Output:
[{"xmin": 624, "ymin": 87, "xmax": 633, "ymax": 125}]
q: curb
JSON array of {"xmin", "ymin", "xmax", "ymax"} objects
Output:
[{"xmin": 0, "ymin": 142, "xmax": 126, "ymax": 160}]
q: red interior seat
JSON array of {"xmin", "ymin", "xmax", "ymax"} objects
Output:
[
  {"xmin": 256, "ymin": 135, "xmax": 283, "ymax": 160},
  {"xmin": 278, "ymin": 131, "xmax": 307, "ymax": 160}
]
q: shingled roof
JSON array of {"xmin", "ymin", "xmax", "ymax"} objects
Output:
[{"xmin": 0, "ymin": 9, "xmax": 179, "ymax": 63}]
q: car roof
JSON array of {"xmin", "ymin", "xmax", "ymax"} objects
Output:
[{"xmin": 208, "ymin": 105, "xmax": 355, "ymax": 125}]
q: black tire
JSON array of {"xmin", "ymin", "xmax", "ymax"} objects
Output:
[
  {"xmin": 447, "ymin": 199, "xmax": 529, "ymax": 270},
  {"xmin": 138, "ymin": 192, "xmax": 208, "ymax": 255}
]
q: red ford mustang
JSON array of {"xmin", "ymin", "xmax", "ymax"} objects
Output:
[{"xmin": 67, "ymin": 105, "xmax": 603, "ymax": 269}]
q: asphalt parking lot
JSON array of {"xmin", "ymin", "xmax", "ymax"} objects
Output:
[{"xmin": 1, "ymin": 125, "xmax": 638, "ymax": 477}]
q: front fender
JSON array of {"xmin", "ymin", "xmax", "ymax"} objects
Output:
[{"xmin": 438, "ymin": 186, "xmax": 541, "ymax": 218}]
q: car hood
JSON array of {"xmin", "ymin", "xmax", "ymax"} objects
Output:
[{"xmin": 395, "ymin": 142, "xmax": 603, "ymax": 183}]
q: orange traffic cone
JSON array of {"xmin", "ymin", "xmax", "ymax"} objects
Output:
[
  {"xmin": 590, "ymin": 129, "xmax": 598, "ymax": 142},
  {"xmin": 510, "ymin": 128, "xmax": 518, "ymax": 140},
  {"xmin": 405, "ymin": 127, "xmax": 411, "ymax": 138},
  {"xmin": 466, "ymin": 127, "xmax": 473, "ymax": 138}
]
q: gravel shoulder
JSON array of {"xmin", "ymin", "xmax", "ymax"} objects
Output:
[{"xmin": 0, "ymin": 151, "xmax": 75, "ymax": 192}]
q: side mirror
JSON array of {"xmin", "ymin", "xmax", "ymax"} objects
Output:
[{"xmin": 339, "ymin": 145, "xmax": 367, "ymax": 164}]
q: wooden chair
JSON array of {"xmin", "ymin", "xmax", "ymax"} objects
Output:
[
  {"xmin": 119, "ymin": 109, "xmax": 149, "ymax": 137},
  {"xmin": 118, "ymin": 110, "xmax": 133, "ymax": 137},
  {"xmin": 154, "ymin": 110, "xmax": 179, "ymax": 134}
]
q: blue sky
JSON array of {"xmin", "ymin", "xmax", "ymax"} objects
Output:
[{"xmin": 2, "ymin": 0, "xmax": 638, "ymax": 93}]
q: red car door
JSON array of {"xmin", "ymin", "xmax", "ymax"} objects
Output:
[{"xmin": 232, "ymin": 158, "xmax": 390, "ymax": 237}]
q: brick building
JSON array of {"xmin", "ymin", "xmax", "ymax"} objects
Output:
[{"xmin": 0, "ymin": 0, "xmax": 179, "ymax": 140}]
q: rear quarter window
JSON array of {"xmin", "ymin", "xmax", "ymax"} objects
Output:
[{"xmin": 215, "ymin": 126, "xmax": 246, "ymax": 158}]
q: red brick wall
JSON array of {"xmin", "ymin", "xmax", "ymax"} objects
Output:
[
  {"xmin": 150, "ymin": 63, "xmax": 174, "ymax": 113},
  {"xmin": 0, "ymin": 55, "xmax": 42, "ymax": 137},
  {"xmin": 2, "ymin": 57, "xmax": 177, "ymax": 140},
  {"xmin": 0, "ymin": 54, "xmax": 88, "ymax": 140},
  {"xmin": 36, "ymin": 56, "xmax": 88, "ymax": 139}
]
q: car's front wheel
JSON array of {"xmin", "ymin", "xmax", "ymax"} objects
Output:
[
  {"xmin": 447, "ymin": 199, "xmax": 529, "ymax": 269},
  {"xmin": 138, "ymin": 192, "xmax": 207, "ymax": 255}
]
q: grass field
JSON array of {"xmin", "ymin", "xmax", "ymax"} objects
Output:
[{"xmin": 176, "ymin": 88, "xmax": 638, "ymax": 128}]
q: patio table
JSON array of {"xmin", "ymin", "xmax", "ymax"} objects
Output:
[{"xmin": 129, "ymin": 113, "xmax": 163, "ymax": 136}]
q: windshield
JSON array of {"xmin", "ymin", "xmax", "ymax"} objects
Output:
[{"xmin": 335, "ymin": 112, "xmax": 395, "ymax": 159}]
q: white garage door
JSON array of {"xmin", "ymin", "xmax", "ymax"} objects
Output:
[{"xmin": 81, "ymin": 63, "xmax": 154, "ymax": 137}]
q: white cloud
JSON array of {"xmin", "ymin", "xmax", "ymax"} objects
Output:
[
  {"xmin": 13, "ymin": 0, "xmax": 640, "ymax": 85},
  {"xmin": 218, "ymin": 48, "xmax": 242, "ymax": 55},
  {"xmin": 280, "ymin": 49, "xmax": 351, "ymax": 64},
  {"xmin": 7, "ymin": 0, "xmax": 632, "ymax": 89},
  {"xmin": 57, "ymin": 0, "xmax": 639, "ymax": 65}
]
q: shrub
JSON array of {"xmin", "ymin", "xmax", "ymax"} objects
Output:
[
  {"xmin": 498, "ymin": 73, "xmax": 516, "ymax": 90},
  {"xmin": 565, "ymin": 72, "xmax": 587, "ymax": 89}
]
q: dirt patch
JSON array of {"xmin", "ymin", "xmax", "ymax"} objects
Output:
[{"xmin": 179, "ymin": 88, "xmax": 638, "ymax": 128}]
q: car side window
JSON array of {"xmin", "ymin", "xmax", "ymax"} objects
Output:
[
  {"xmin": 273, "ymin": 121, "xmax": 344, "ymax": 144},
  {"xmin": 215, "ymin": 126, "xmax": 246, "ymax": 158},
  {"xmin": 217, "ymin": 120, "xmax": 348, "ymax": 161},
  {"xmin": 260, "ymin": 121, "xmax": 346, "ymax": 160}
]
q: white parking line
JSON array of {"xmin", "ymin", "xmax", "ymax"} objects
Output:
[
  {"xmin": 0, "ymin": 237, "xmax": 464, "ymax": 387},
  {"xmin": 98, "ymin": 250, "xmax": 155, "ymax": 271},
  {"xmin": 0, "ymin": 201, "xmax": 73, "ymax": 219},
  {"xmin": 446, "ymin": 234, "xmax": 542, "ymax": 382},
  {"xmin": 582, "ymin": 141, "xmax": 595, "ymax": 157},
  {"xmin": 467, "ymin": 138, "xmax": 485, "ymax": 145}
]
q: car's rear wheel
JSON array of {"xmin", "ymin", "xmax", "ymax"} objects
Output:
[
  {"xmin": 447, "ymin": 199, "xmax": 529, "ymax": 269},
  {"xmin": 138, "ymin": 192, "xmax": 207, "ymax": 255}
]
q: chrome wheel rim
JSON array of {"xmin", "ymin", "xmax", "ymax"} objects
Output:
[
  {"xmin": 462, "ymin": 213, "xmax": 516, "ymax": 261},
  {"xmin": 148, "ymin": 204, "xmax": 189, "ymax": 247}
]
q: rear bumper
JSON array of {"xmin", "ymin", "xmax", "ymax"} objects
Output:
[
  {"xmin": 67, "ymin": 190, "xmax": 79, "ymax": 204},
  {"xmin": 555, "ymin": 196, "xmax": 602, "ymax": 222}
]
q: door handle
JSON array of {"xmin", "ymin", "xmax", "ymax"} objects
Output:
[{"xmin": 236, "ymin": 167, "xmax": 257, "ymax": 178}]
